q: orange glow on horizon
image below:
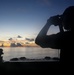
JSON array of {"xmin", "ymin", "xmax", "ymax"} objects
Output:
[{"xmin": 0, "ymin": 41, "xmax": 39, "ymax": 47}]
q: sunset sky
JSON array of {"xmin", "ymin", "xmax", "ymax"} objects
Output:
[{"xmin": 0, "ymin": 0, "xmax": 74, "ymax": 41}]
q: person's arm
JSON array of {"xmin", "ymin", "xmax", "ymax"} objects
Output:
[
  {"xmin": 35, "ymin": 15, "xmax": 65, "ymax": 48},
  {"xmin": 35, "ymin": 18, "xmax": 57, "ymax": 48}
]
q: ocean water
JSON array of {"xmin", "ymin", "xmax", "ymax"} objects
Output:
[{"xmin": 0, "ymin": 47, "xmax": 60, "ymax": 61}]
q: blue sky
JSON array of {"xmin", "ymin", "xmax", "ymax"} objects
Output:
[{"xmin": 0, "ymin": 0, "xmax": 74, "ymax": 41}]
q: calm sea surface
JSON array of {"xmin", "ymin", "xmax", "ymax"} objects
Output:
[{"xmin": 0, "ymin": 47, "xmax": 60, "ymax": 61}]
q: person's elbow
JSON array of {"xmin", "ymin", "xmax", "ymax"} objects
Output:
[
  {"xmin": 35, "ymin": 37, "xmax": 41, "ymax": 46},
  {"xmin": 35, "ymin": 38, "xmax": 47, "ymax": 48}
]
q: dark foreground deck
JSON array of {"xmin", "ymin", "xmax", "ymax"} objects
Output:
[{"xmin": 0, "ymin": 61, "xmax": 60, "ymax": 74}]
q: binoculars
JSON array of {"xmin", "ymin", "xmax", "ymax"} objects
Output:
[
  {"xmin": 47, "ymin": 15, "xmax": 63, "ymax": 26},
  {"xmin": 47, "ymin": 15, "xmax": 64, "ymax": 32}
]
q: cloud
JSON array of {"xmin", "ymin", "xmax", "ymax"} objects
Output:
[
  {"xmin": 25, "ymin": 42, "xmax": 29, "ymax": 44},
  {"xmin": 25, "ymin": 38, "xmax": 30, "ymax": 41},
  {"xmin": 8, "ymin": 38, "xmax": 13, "ymax": 41},
  {"xmin": 30, "ymin": 39, "xmax": 34, "ymax": 41},
  {"xmin": 25, "ymin": 38, "xmax": 34, "ymax": 41},
  {"xmin": 8, "ymin": 35, "xmax": 23, "ymax": 41},
  {"xmin": 17, "ymin": 35, "xmax": 22, "ymax": 38}
]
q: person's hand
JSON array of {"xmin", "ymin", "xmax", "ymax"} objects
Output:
[{"xmin": 47, "ymin": 15, "xmax": 62, "ymax": 26}]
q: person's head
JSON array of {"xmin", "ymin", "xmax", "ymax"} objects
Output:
[{"xmin": 62, "ymin": 6, "xmax": 74, "ymax": 31}]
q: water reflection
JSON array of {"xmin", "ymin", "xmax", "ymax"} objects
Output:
[{"xmin": 1, "ymin": 47, "xmax": 60, "ymax": 61}]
